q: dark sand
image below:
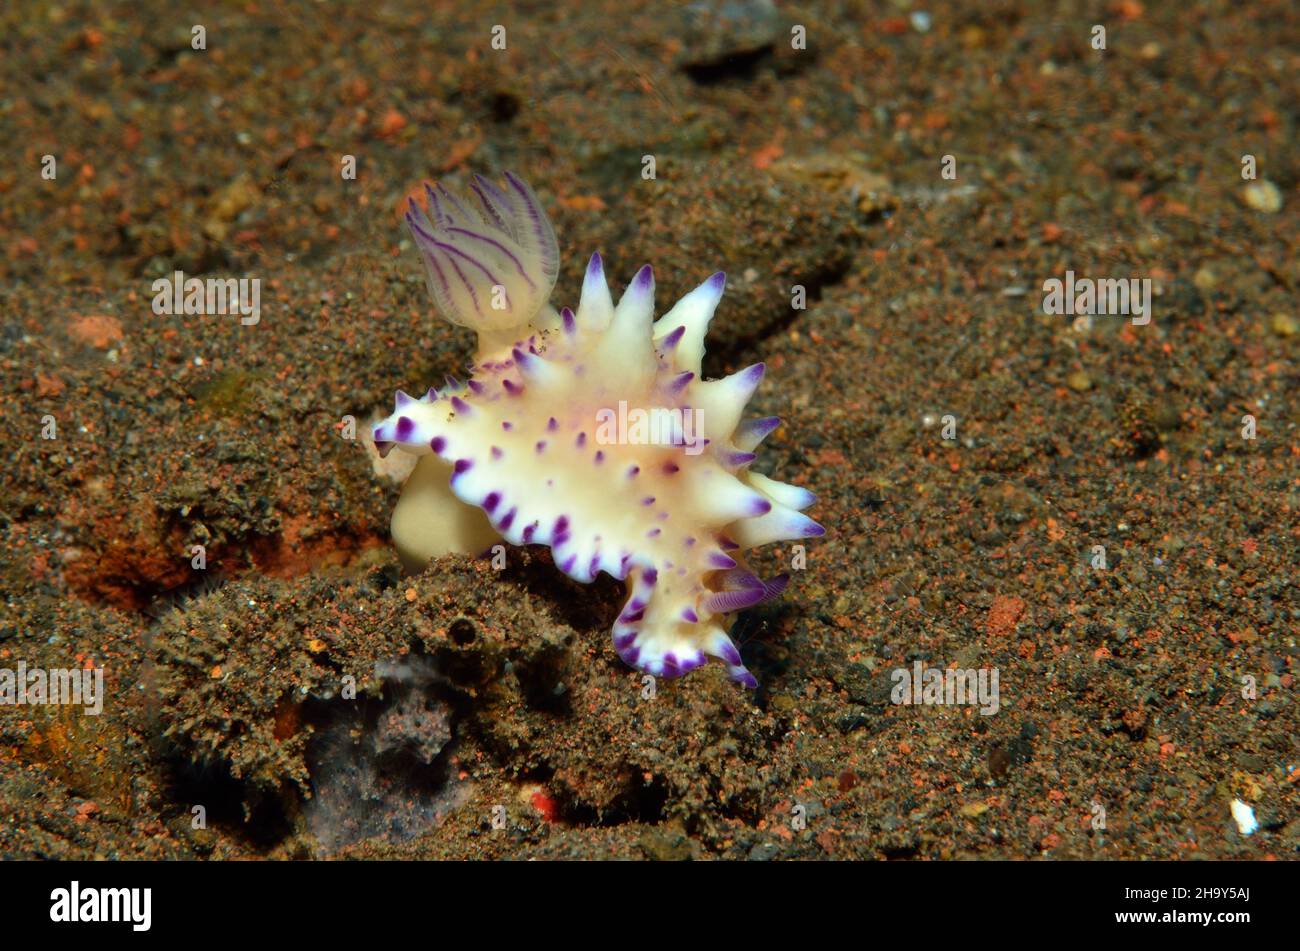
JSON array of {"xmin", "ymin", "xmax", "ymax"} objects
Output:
[{"xmin": 0, "ymin": 0, "xmax": 1295, "ymax": 859}]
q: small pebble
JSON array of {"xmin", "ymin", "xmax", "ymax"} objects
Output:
[
  {"xmin": 1241, "ymin": 180, "xmax": 1282, "ymax": 214},
  {"xmin": 1230, "ymin": 799, "xmax": 1258, "ymax": 836}
]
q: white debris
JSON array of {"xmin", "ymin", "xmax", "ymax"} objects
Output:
[{"xmin": 1230, "ymin": 799, "xmax": 1258, "ymax": 836}]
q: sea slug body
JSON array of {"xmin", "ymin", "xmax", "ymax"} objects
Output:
[{"xmin": 373, "ymin": 173, "xmax": 823, "ymax": 687}]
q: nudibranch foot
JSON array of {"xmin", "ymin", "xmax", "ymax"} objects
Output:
[{"xmin": 374, "ymin": 174, "xmax": 823, "ymax": 687}]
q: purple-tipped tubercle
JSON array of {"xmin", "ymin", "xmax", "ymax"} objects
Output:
[{"xmin": 659, "ymin": 325, "xmax": 685, "ymax": 350}]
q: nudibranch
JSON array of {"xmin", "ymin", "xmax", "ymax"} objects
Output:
[{"xmin": 373, "ymin": 172, "xmax": 822, "ymax": 687}]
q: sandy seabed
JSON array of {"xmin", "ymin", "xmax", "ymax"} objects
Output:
[{"xmin": 0, "ymin": 0, "xmax": 1295, "ymax": 860}]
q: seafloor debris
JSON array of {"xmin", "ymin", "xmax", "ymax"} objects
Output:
[{"xmin": 305, "ymin": 654, "xmax": 466, "ymax": 855}]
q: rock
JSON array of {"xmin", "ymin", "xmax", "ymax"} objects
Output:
[
  {"xmin": 986, "ymin": 595, "xmax": 1027, "ymax": 638},
  {"xmin": 1241, "ymin": 180, "xmax": 1282, "ymax": 214},
  {"xmin": 639, "ymin": 827, "xmax": 696, "ymax": 861},
  {"xmin": 769, "ymin": 154, "xmax": 897, "ymax": 217},
  {"xmin": 1067, "ymin": 370, "xmax": 1093, "ymax": 392},
  {"xmin": 68, "ymin": 314, "xmax": 124, "ymax": 349},
  {"xmin": 1235, "ymin": 752, "xmax": 1266, "ymax": 772},
  {"xmin": 203, "ymin": 174, "xmax": 261, "ymax": 242},
  {"xmin": 670, "ymin": 0, "xmax": 781, "ymax": 76}
]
